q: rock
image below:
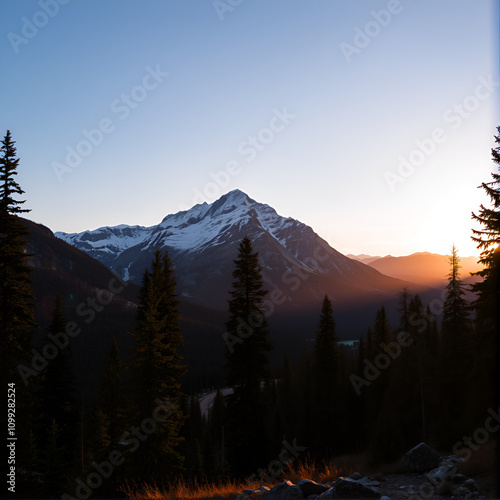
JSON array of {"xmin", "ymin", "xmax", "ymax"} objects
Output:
[
  {"xmin": 452, "ymin": 485, "xmax": 471, "ymax": 497},
  {"xmin": 463, "ymin": 478, "xmax": 479, "ymax": 491},
  {"xmin": 401, "ymin": 442, "xmax": 441, "ymax": 472},
  {"xmin": 242, "ymin": 486, "xmax": 270, "ymax": 496},
  {"xmin": 465, "ymin": 492, "xmax": 480, "ymax": 500},
  {"xmin": 334, "ymin": 477, "xmax": 381, "ymax": 499},
  {"xmin": 451, "ymin": 473, "xmax": 467, "ymax": 483},
  {"xmin": 348, "ymin": 472, "xmax": 363, "ymax": 480},
  {"xmin": 297, "ymin": 479, "xmax": 330, "ymax": 497},
  {"xmin": 263, "ymin": 480, "xmax": 303, "ymax": 500},
  {"xmin": 359, "ymin": 476, "xmax": 380, "ymax": 487},
  {"xmin": 440, "ymin": 455, "xmax": 463, "ymax": 471},
  {"xmin": 316, "ymin": 487, "xmax": 335, "ymax": 499},
  {"xmin": 427, "ymin": 466, "xmax": 450, "ymax": 487},
  {"xmin": 380, "ymin": 497, "xmax": 391, "ymax": 500}
]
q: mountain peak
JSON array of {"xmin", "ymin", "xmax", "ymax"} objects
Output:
[
  {"xmin": 220, "ymin": 189, "xmax": 251, "ymax": 204},
  {"xmin": 206, "ymin": 189, "xmax": 254, "ymax": 218}
]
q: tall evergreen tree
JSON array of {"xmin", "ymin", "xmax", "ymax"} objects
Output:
[
  {"xmin": 0, "ymin": 130, "xmax": 35, "ymax": 377},
  {"xmin": 224, "ymin": 236, "xmax": 273, "ymax": 475},
  {"xmin": 85, "ymin": 337, "xmax": 125, "ymax": 494},
  {"xmin": 471, "ymin": 127, "xmax": 500, "ymax": 492},
  {"xmin": 439, "ymin": 244, "xmax": 470, "ymax": 429},
  {"xmin": 312, "ymin": 294, "xmax": 338, "ymax": 455},
  {"xmin": 128, "ymin": 250, "xmax": 186, "ymax": 483},
  {"xmin": 207, "ymin": 389, "xmax": 229, "ymax": 478},
  {"xmin": 0, "ymin": 131, "xmax": 37, "ymax": 492},
  {"xmin": 470, "ymin": 126, "xmax": 500, "ymax": 403},
  {"xmin": 38, "ymin": 295, "xmax": 79, "ymax": 476},
  {"xmin": 96, "ymin": 337, "xmax": 125, "ymax": 446}
]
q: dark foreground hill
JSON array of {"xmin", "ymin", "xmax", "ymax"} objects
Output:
[{"xmin": 22, "ymin": 219, "xmax": 225, "ymax": 398}]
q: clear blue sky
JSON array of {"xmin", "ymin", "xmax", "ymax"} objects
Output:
[{"xmin": 1, "ymin": 0, "xmax": 498, "ymax": 257}]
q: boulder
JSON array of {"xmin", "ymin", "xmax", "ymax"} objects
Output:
[
  {"xmin": 427, "ymin": 466, "xmax": 449, "ymax": 487},
  {"xmin": 334, "ymin": 477, "xmax": 381, "ymax": 499},
  {"xmin": 465, "ymin": 492, "xmax": 480, "ymax": 500},
  {"xmin": 463, "ymin": 478, "xmax": 479, "ymax": 492},
  {"xmin": 451, "ymin": 473, "xmax": 467, "ymax": 484},
  {"xmin": 242, "ymin": 486, "xmax": 270, "ymax": 497},
  {"xmin": 316, "ymin": 487, "xmax": 335, "ymax": 499},
  {"xmin": 297, "ymin": 479, "xmax": 330, "ymax": 497},
  {"xmin": 359, "ymin": 476, "xmax": 380, "ymax": 487},
  {"xmin": 263, "ymin": 480, "xmax": 303, "ymax": 500},
  {"xmin": 401, "ymin": 442, "xmax": 441, "ymax": 472},
  {"xmin": 451, "ymin": 485, "xmax": 472, "ymax": 498},
  {"xmin": 348, "ymin": 472, "xmax": 362, "ymax": 480}
]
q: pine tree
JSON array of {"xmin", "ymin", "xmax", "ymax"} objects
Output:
[
  {"xmin": 0, "ymin": 130, "xmax": 35, "ymax": 377},
  {"xmin": 128, "ymin": 250, "xmax": 186, "ymax": 483},
  {"xmin": 207, "ymin": 389, "xmax": 229, "ymax": 478},
  {"xmin": 470, "ymin": 126, "xmax": 500, "ymax": 416},
  {"xmin": 398, "ymin": 288, "xmax": 411, "ymax": 333},
  {"xmin": 95, "ymin": 337, "xmax": 125, "ymax": 446},
  {"xmin": 224, "ymin": 236, "xmax": 273, "ymax": 475},
  {"xmin": 183, "ymin": 395, "xmax": 206, "ymax": 478},
  {"xmin": 440, "ymin": 245, "xmax": 470, "ymax": 419},
  {"xmin": 39, "ymin": 295, "xmax": 79, "ymax": 473},
  {"xmin": 442, "ymin": 244, "xmax": 470, "ymax": 346},
  {"xmin": 314, "ymin": 294, "xmax": 338, "ymax": 385},
  {"xmin": 372, "ymin": 306, "xmax": 391, "ymax": 353},
  {"xmin": 312, "ymin": 294, "xmax": 338, "ymax": 456},
  {"xmin": 367, "ymin": 306, "xmax": 397, "ymax": 462},
  {"xmin": 0, "ymin": 131, "xmax": 37, "ymax": 490},
  {"xmin": 279, "ymin": 353, "xmax": 295, "ymax": 440},
  {"xmin": 40, "ymin": 420, "xmax": 68, "ymax": 497}
]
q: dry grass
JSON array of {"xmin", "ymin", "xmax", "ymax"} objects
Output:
[
  {"xmin": 121, "ymin": 455, "xmax": 355, "ymax": 499},
  {"xmin": 121, "ymin": 450, "xmax": 408, "ymax": 499},
  {"xmin": 121, "ymin": 477, "xmax": 261, "ymax": 500},
  {"xmin": 282, "ymin": 454, "xmax": 365, "ymax": 484}
]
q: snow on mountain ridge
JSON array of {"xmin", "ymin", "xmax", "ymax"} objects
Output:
[
  {"xmin": 55, "ymin": 189, "xmax": 344, "ymax": 276},
  {"xmin": 56, "ymin": 190, "xmax": 283, "ymax": 254}
]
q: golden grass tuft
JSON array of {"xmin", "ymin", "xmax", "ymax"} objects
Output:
[
  {"xmin": 121, "ymin": 476, "xmax": 261, "ymax": 500},
  {"xmin": 122, "ymin": 451, "xmax": 379, "ymax": 499}
]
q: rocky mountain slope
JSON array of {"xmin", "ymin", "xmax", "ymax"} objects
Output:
[{"xmin": 56, "ymin": 190, "xmax": 419, "ymax": 315}]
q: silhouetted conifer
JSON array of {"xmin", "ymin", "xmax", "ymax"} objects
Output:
[
  {"xmin": 128, "ymin": 250, "xmax": 186, "ymax": 482},
  {"xmin": 312, "ymin": 294, "xmax": 338, "ymax": 456},
  {"xmin": 224, "ymin": 236, "xmax": 273, "ymax": 475},
  {"xmin": 470, "ymin": 126, "xmax": 500, "ymax": 419}
]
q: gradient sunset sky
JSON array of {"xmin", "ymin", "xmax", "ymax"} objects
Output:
[{"xmin": 1, "ymin": 0, "xmax": 498, "ymax": 258}]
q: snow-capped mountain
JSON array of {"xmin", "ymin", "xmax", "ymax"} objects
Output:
[{"xmin": 56, "ymin": 189, "xmax": 413, "ymax": 310}]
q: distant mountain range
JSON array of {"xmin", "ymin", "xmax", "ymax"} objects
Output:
[
  {"xmin": 55, "ymin": 190, "xmax": 418, "ymax": 315},
  {"xmin": 348, "ymin": 252, "xmax": 482, "ymax": 289}
]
